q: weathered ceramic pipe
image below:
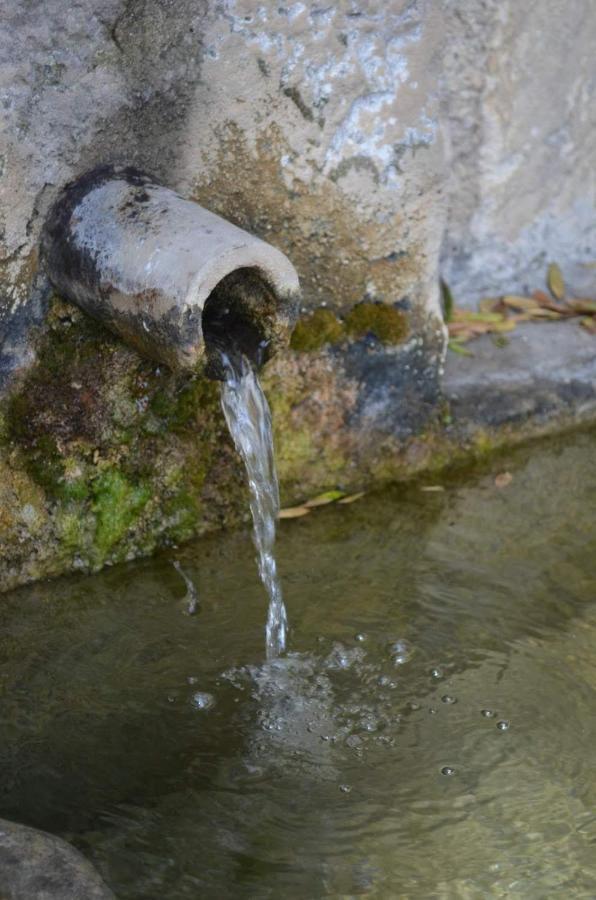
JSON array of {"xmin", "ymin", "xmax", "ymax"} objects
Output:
[{"xmin": 41, "ymin": 165, "xmax": 300, "ymax": 376}]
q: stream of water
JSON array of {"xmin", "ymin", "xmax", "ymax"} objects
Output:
[{"xmin": 219, "ymin": 353, "xmax": 287, "ymax": 659}]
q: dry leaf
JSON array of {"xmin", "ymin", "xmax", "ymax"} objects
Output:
[
  {"xmin": 580, "ymin": 317, "xmax": 596, "ymax": 334},
  {"xmin": 279, "ymin": 505, "xmax": 311, "ymax": 519},
  {"xmin": 338, "ymin": 491, "xmax": 366, "ymax": 505},
  {"xmin": 502, "ymin": 295, "xmax": 540, "ymax": 311},
  {"xmin": 494, "ymin": 472, "xmax": 513, "ymax": 489},
  {"xmin": 547, "ymin": 263, "xmax": 565, "ymax": 300},
  {"xmin": 448, "ymin": 340, "xmax": 474, "ymax": 356},
  {"xmin": 490, "ymin": 319, "xmax": 517, "ymax": 333},
  {"xmin": 527, "ymin": 307, "xmax": 564, "ymax": 319},
  {"xmin": 532, "ymin": 289, "xmax": 552, "ymax": 305},
  {"xmin": 478, "ymin": 297, "xmax": 502, "ymax": 314},
  {"xmin": 304, "ymin": 490, "xmax": 346, "ymax": 508},
  {"xmin": 453, "ymin": 310, "xmax": 504, "ymax": 324},
  {"xmin": 420, "ymin": 485, "xmax": 445, "ymax": 492},
  {"xmin": 569, "ymin": 298, "xmax": 596, "ymax": 315}
]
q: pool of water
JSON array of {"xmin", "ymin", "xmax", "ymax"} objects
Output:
[{"xmin": 2, "ymin": 430, "xmax": 596, "ymax": 898}]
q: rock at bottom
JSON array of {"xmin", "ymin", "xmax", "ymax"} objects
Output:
[{"xmin": 0, "ymin": 818, "xmax": 114, "ymax": 900}]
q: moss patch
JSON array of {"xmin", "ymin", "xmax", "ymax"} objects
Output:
[
  {"xmin": 0, "ymin": 295, "xmax": 248, "ymax": 590},
  {"xmin": 345, "ymin": 302, "xmax": 408, "ymax": 344},
  {"xmin": 290, "ymin": 308, "xmax": 344, "ymax": 351},
  {"xmin": 289, "ymin": 302, "xmax": 408, "ymax": 353}
]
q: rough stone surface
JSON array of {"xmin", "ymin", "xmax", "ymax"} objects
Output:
[
  {"xmin": 445, "ymin": 320, "xmax": 596, "ymax": 432},
  {"xmin": 441, "ymin": 0, "xmax": 596, "ymax": 304},
  {"xmin": 0, "ymin": 817, "xmax": 114, "ymax": 899}
]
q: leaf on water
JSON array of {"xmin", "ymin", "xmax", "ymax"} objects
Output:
[
  {"xmin": 440, "ymin": 279, "xmax": 454, "ymax": 323},
  {"xmin": 338, "ymin": 491, "xmax": 366, "ymax": 505},
  {"xmin": 547, "ymin": 263, "xmax": 565, "ymax": 300},
  {"xmin": 304, "ymin": 490, "xmax": 346, "ymax": 508},
  {"xmin": 494, "ymin": 472, "xmax": 513, "ymax": 489},
  {"xmin": 420, "ymin": 485, "xmax": 445, "ymax": 492},
  {"xmin": 448, "ymin": 340, "xmax": 474, "ymax": 356},
  {"xmin": 502, "ymin": 295, "xmax": 540, "ymax": 311},
  {"xmin": 279, "ymin": 505, "xmax": 311, "ymax": 519}
]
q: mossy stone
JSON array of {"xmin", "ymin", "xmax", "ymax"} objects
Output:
[
  {"xmin": 290, "ymin": 308, "xmax": 344, "ymax": 351},
  {"xmin": 345, "ymin": 302, "xmax": 408, "ymax": 344}
]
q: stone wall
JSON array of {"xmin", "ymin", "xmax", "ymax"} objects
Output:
[{"xmin": 0, "ymin": 0, "xmax": 594, "ymax": 589}]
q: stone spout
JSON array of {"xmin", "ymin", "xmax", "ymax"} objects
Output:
[{"xmin": 41, "ymin": 165, "xmax": 300, "ymax": 376}]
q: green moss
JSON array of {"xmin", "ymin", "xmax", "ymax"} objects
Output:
[
  {"xmin": 290, "ymin": 308, "xmax": 344, "ymax": 351},
  {"xmin": 345, "ymin": 302, "xmax": 408, "ymax": 344},
  {"xmin": 91, "ymin": 469, "xmax": 151, "ymax": 562}
]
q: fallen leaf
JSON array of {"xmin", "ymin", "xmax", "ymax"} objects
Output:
[
  {"xmin": 440, "ymin": 279, "xmax": 455, "ymax": 323},
  {"xmin": 547, "ymin": 263, "xmax": 565, "ymax": 300},
  {"xmin": 478, "ymin": 297, "xmax": 502, "ymax": 314},
  {"xmin": 420, "ymin": 485, "xmax": 445, "ymax": 492},
  {"xmin": 494, "ymin": 472, "xmax": 513, "ymax": 489},
  {"xmin": 502, "ymin": 295, "xmax": 540, "ymax": 311},
  {"xmin": 304, "ymin": 490, "xmax": 346, "ymax": 508},
  {"xmin": 527, "ymin": 307, "xmax": 565, "ymax": 319},
  {"xmin": 453, "ymin": 310, "xmax": 504, "ymax": 324},
  {"xmin": 569, "ymin": 298, "xmax": 596, "ymax": 315},
  {"xmin": 338, "ymin": 491, "xmax": 366, "ymax": 505},
  {"xmin": 580, "ymin": 317, "xmax": 596, "ymax": 334},
  {"xmin": 490, "ymin": 319, "xmax": 517, "ymax": 333},
  {"xmin": 448, "ymin": 340, "xmax": 474, "ymax": 356},
  {"xmin": 532, "ymin": 289, "xmax": 552, "ymax": 305},
  {"xmin": 279, "ymin": 505, "xmax": 311, "ymax": 519}
]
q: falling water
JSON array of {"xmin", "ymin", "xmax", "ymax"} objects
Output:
[{"xmin": 219, "ymin": 353, "xmax": 288, "ymax": 659}]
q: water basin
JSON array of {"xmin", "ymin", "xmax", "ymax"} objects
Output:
[{"xmin": 2, "ymin": 429, "xmax": 596, "ymax": 898}]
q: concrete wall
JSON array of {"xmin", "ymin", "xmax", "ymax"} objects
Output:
[{"xmin": 2, "ymin": 1, "xmax": 595, "ymax": 358}]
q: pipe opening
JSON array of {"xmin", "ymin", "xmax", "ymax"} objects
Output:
[{"xmin": 202, "ymin": 267, "xmax": 280, "ymax": 380}]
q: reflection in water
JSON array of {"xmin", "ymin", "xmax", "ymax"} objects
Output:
[{"xmin": 1, "ymin": 430, "xmax": 596, "ymax": 896}]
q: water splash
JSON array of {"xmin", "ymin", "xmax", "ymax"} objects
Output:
[{"xmin": 220, "ymin": 353, "xmax": 288, "ymax": 659}]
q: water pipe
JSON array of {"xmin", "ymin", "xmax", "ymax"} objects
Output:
[{"xmin": 41, "ymin": 165, "xmax": 300, "ymax": 376}]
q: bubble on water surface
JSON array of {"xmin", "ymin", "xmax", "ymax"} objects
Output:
[
  {"xmin": 354, "ymin": 633, "xmax": 367, "ymax": 643},
  {"xmin": 339, "ymin": 784, "xmax": 352, "ymax": 793},
  {"xmin": 191, "ymin": 692, "xmax": 215, "ymax": 711},
  {"xmin": 441, "ymin": 766, "xmax": 456, "ymax": 776},
  {"xmin": 481, "ymin": 709, "xmax": 495, "ymax": 718},
  {"xmin": 430, "ymin": 668, "xmax": 442, "ymax": 679},
  {"xmin": 496, "ymin": 720, "xmax": 510, "ymax": 731},
  {"xmin": 390, "ymin": 639, "xmax": 412, "ymax": 665},
  {"xmin": 441, "ymin": 695, "xmax": 457, "ymax": 704}
]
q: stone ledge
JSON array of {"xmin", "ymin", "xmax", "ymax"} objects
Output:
[{"xmin": 445, "ymin": 320, "xmax": 596, "ymax": 433}]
